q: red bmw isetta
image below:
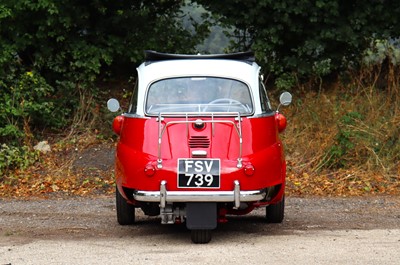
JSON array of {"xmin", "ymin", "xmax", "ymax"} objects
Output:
[{"xmin": 107, "ymin": 51, "xmax": 292, "ymax": 243}]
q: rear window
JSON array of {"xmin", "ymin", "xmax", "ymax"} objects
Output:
[{"xmin": 145, "ymin": 77, "xmax": 253, "ymax": 115}]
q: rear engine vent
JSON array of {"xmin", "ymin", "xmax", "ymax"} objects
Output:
[{"xmin": 188, "ymin": 136, "xmax": 210, "ymax": 148}]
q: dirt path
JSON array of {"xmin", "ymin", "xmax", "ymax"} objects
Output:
[{"xmin": 1, "ymin": 196, "xmax": 399, "ymax": 264}]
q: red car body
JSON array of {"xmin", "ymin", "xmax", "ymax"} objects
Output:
[{"xmin": 108, "ymin": 51, "xmax": 291, "ymax": 243}]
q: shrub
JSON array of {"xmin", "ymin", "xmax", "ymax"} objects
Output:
[
  {"xmin": 0, "ymin": 144, "xmax": 39, "ymax": 179},
  {"xmin": 0, "ymin": 70, "xmax": 56, "ymax": 146}
]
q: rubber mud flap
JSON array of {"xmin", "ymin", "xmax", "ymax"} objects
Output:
[{"xmin": 186, "ymin": 203, "xmax": 217, "ymax": 230}]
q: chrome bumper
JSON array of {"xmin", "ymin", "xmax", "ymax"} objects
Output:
[{"xmin": 132, "ymin": 180, "xmax": 267, "ymax": 208}]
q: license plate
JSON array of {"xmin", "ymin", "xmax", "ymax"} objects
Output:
[{"xmin": 177, "ymin": 159, "xmax": 220, "ymax": 188}]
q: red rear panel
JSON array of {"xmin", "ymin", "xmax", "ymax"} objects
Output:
[{"xmin": 115, "ymin": 115, "xmax": 285, "ymax": 192}]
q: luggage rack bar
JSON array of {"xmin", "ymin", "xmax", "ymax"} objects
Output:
[{"xmin": 156, "ymin": 112, "xmax": 243, "ymax": 169}]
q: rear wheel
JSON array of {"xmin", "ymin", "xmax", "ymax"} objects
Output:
[
  {"xmin": 191, "ymin": 229, "xmax": 212, "ymax": 244},
  {"xmin": 266, "ymin": 196, "xmax": 285, "ymax": 223},
  {"xmin": 116, "ymin": 187, "xmax": 135, "ymax": 225}
]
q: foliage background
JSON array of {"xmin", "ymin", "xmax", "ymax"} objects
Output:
[{"xmin": 0, "ymin": 0, "xmax": 399, "ymax": 196}]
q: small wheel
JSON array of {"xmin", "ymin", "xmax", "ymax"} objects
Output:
[
  {"xmin": 116, "ymin": 187, "xmax": 135, "ymax": 225},
  {"xmin": 266, "ymin": 196, "xmax": 285, "ymax": 223},
  {"xmin": 191, "ymin": 229, "xmax": 212, "ymax": 244}
]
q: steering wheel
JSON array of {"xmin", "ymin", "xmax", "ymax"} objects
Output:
[{"xmin": 204, "ymin": 98, "xmax": 247, "ymax": 112}]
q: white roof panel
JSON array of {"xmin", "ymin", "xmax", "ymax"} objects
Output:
[{"xmin": 134, "ymin": 58, "xmax": 262, "ymax": 116}]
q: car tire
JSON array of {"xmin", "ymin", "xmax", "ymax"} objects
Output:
[
  {"xmin": 116, "ymin": 187, "xmax": 135, "ymax": 225},
  {"xmin": 266, "ymin": 196, "xmax": 285, "ymax": 223},
  {"xmin": 191, "ymin": 229, "xmax": 212, "ymax": 244}
]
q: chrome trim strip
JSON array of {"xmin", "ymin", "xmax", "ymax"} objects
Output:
[
  {"xmin": 122, "ymin": 113, "xmax": 151, "ymax": 119},
  {"xmin": 249, "ymin": 111, "xmax": 275, "ymax": 118},
  {"xmin": 191, "ymin": 150, "xmax": 207, "ymax": 157},
  {"xmin": 146, "ymin": 111, "xmax": 253, "ymax": 118}
]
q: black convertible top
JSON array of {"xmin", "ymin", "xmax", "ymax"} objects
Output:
[{"xmin": 144, "ymin": 50, "xmax": 255, "ymax": 64}]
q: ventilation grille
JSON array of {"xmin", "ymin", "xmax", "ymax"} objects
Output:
[{"xmin": 188, "ymin": 136, "xmax": 210, "ymax": 148}]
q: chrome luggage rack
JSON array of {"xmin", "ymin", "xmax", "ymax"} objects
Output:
[{"xmin": 156, "ymin": 111, "xmax": 243, "ymax": 169}]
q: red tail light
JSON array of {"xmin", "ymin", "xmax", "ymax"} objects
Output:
[
  {"xmin": 275, "ymin": 113, "xmax": 287, "ymax": 133},
  {"xmin": 144, "ymin": 164, "xmax": 156, "ymax": 176},
  {"xmin": 112, "ymin": 115, "xmax": 124, "ymax": 135},
  {"xmin": 244, "ymin": 164, "xmax": 255, "ymax": 176}
]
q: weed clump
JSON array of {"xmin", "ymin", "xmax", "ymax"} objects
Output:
[{"xmin": 284, "ymin": 62, "xmax": 400, "ymax": 196}]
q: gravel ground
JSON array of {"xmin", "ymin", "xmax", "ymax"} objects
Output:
[{"xmin": 0, "ymin": 196, "xmax": 399, "ymax": 264}]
